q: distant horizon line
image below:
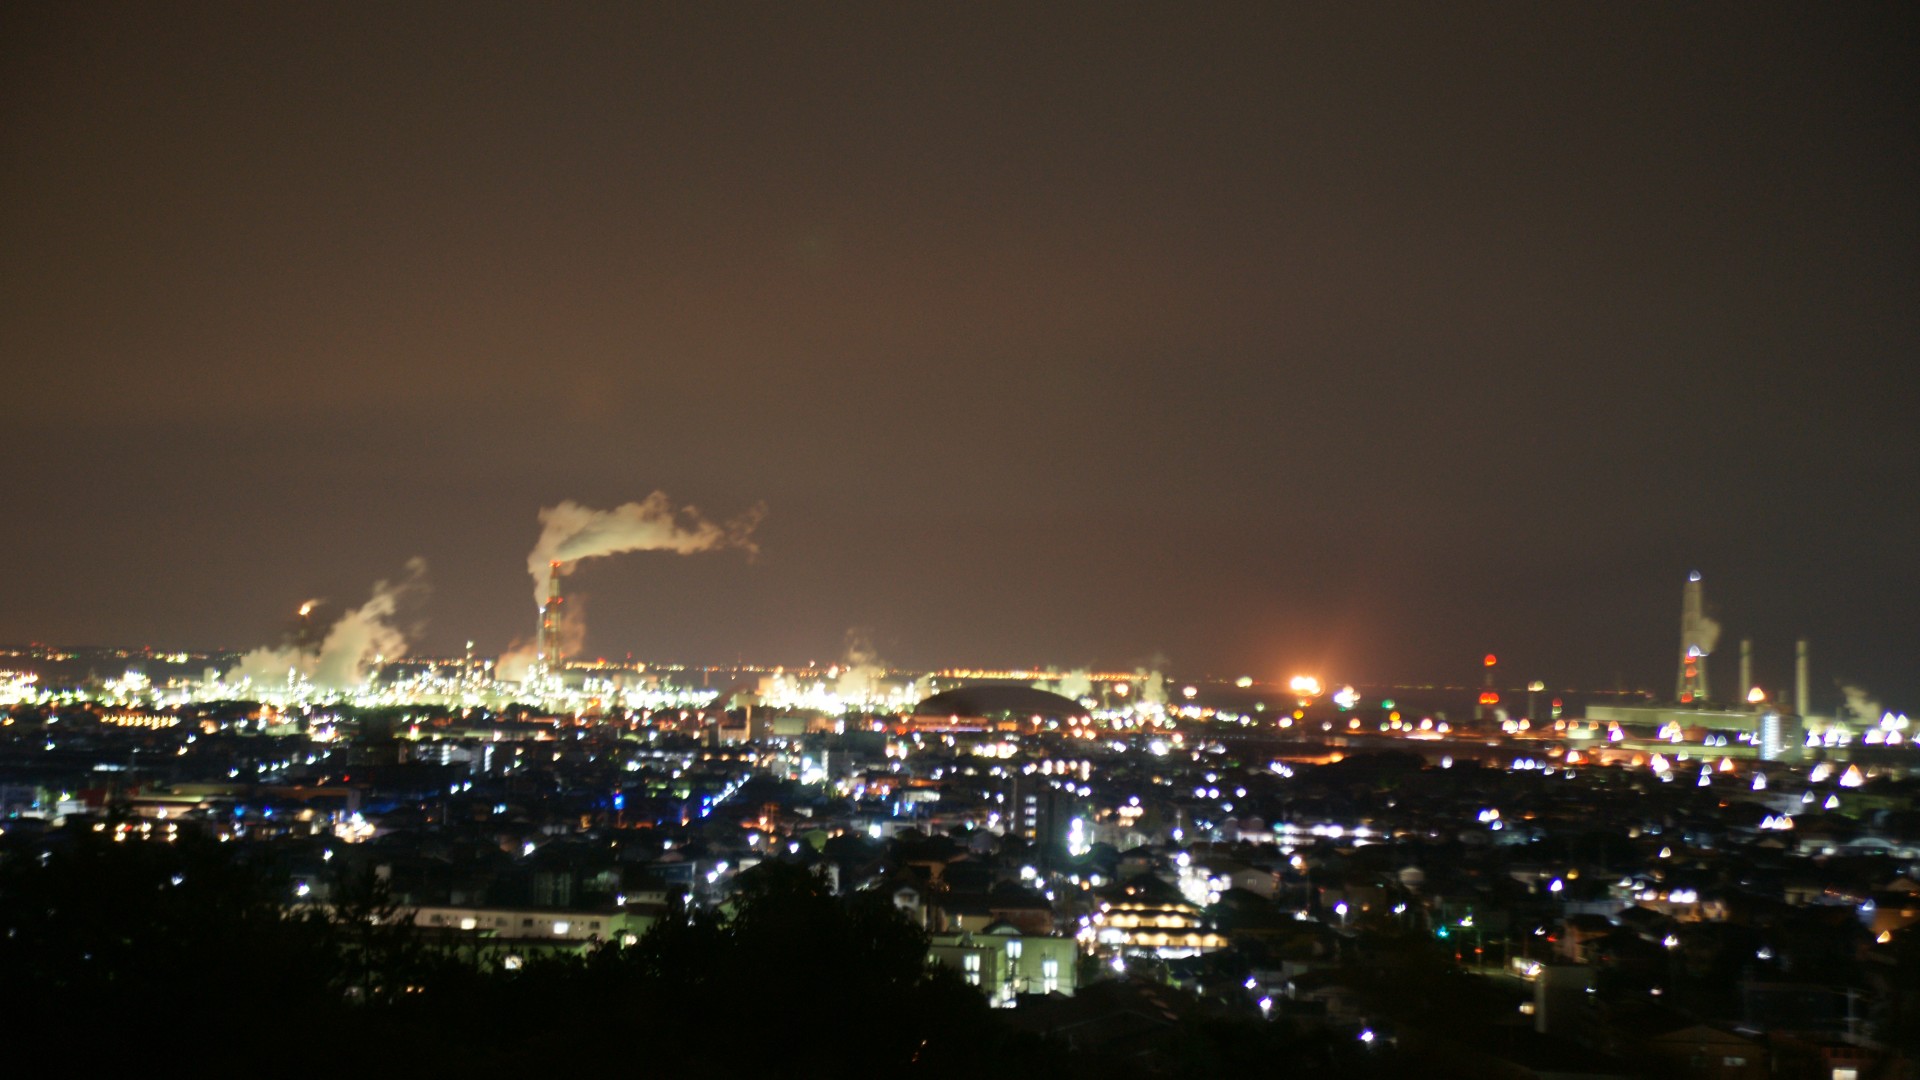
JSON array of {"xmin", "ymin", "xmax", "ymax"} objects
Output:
[{"xmin": 2, "ymin": 641, "xmax": 1665, "ymax": 697}]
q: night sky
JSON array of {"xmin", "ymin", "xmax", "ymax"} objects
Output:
[{"xmin": 4, "ymin": 5, "xmax": 1915, "ymax": 708}]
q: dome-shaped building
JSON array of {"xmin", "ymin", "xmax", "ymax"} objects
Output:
[{"xmin": 908, "ymin": 684, "xmax": 1088, "ymax": 732}]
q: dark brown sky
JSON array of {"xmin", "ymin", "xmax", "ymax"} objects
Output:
[{"xmin": 3, "ymin": 4, "xmax": 1915, "ymax": 708}]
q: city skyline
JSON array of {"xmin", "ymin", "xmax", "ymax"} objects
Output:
[{"xmin": 7, "ymin": 10, "xmax": 1920, "ymax": 1074}]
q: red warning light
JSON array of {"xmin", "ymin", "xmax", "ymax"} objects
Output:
[
  {"xmin": 1483, "ymin": 654, "xmax": 1498, "ymax": 667},
  {"xmin": 1478, "ymin": 691, "xmax": 1501, "ymax": 706}
]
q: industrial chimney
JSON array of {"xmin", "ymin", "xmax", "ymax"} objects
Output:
[
  {"xmin": 1676, "ymin": 572, "xmax": 1713, "ymax": 704},
  {"xmin": 538, "ymin": 560, "xmax": 565, "ymax": 676},
  {"xmin": 1738, "ymin": 639, "xmax": 1753, "ymax": 706},
  {"xmin": 1795, "ymin": 639, "xmax": 1810, "ymax": 718}
]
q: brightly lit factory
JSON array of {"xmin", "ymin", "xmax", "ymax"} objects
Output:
[{"xmin": 1573, "ymin": 574, "xmax": 1906, "ymax": 766}]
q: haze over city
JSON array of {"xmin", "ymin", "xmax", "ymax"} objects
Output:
[
  {"xmin": 5, "ymin": 5, "xmax": 1914, "ymax": 706},
  {"xmin": 9, "ymin": 8, "xmax": 1920, "ymax": 1078}
]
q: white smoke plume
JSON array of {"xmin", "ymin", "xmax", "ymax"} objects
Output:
[
  {"xmin": 1839, "ymin": 682, "xmax": 1883, "ymax": 726},
  {"xmin": 1682, "ymin": 614, "xmax": 1722, "ymax": 658},
  {"xmin": 1694, "ymin": 616, "xmax": 1722, "ymax": 657},
  {"xmin": 907, "ymin": 674, "xmax": 936, "ymax": 702},
  {"xmin": 1134, "ymin": 667, "xmax": 1168, "ymax": 707},
  {"xmin": 499, "ymin": 593, "xmax": 600, "ymax": 684},
  {"xmin": 834, "ymin": 630, "xmax": 887, "ymax": 703},
  {"xmin": 494, "ymin": 641, "xmax": 536, "ymax": 684},
  {"xmin": 230, "ymin": 559, "xmax": 428, "ymax": 690},
  {"xmin": 1051, "ymin": 669, "xmax": 1095, "ymax": 702},
  {"xmin": 526, "ymin": 493, "xmax": 765, "ymax": 605}
]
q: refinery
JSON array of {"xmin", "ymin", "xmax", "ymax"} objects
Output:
[
  {"xmin": 4, "ymin": 549, "xmax": 1905, "ymax": 769},
  {"xmin": 6, "ymin": 542, "xmax": 1918, "ymax": 1077}
]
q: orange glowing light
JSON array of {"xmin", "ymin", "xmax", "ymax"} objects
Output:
[{"xmin": 1484, "ymin": 654, "xmax": 1498, "ymax": 667}]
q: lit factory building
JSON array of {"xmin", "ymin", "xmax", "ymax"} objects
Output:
[{"xmin": 1578, "ymin": 573, "xmax": 1899, "ymax": 766}]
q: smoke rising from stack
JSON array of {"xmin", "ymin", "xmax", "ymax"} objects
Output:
[
  {"xmin": 231, "ymin": 560, "xmax": 428, "ymax": 689},
  {"xmin": 292, "ymin": 598, "xmax": 329, "ymax": 650},
  {"xmin": 1133, "ymin": 667, "xmax": 1168, "ymax": 706},
  {"xmin": 1840, "ymin": 682, "xmax": 1883, "ymax": 726},
  {"xmin": 1687, "ymin": 615, "xmax": 1722, "ymax": 657},
  {"xmin": 500, "ymin": 494, "xmax": 765, "ymax": 681},
  {"xmin": 1680, "ymin": 575, "xmax": 1720, "ymax": 656},
  {"xmin": 1050, "ymin": 669, "xmax": 1096, "ymax": 702},
  {"xmin": 834, "ymin": 630, "xmax": 887, "ymax": 701},
  {"xmin": 526, "ymin": 494, "xmax": 765, "ymax": 606}
]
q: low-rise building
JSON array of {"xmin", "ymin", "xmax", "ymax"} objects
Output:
[
  {"xmin": 929, "ymin": 924, "xmax": 1077, "ymax": 1006},
  {"xmin": 403, "ymin": 903, "xmax": 653, "ymax": 947}
]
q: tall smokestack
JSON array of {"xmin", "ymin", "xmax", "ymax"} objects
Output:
[
  {"xmin": 1738, "ymin": 639, "xmax": 1753, "ymax": 706},
  {"xmin": 1677, "ymin": 572, "xmax": 1715, "ymax": 704},
  {"xmin": 516, "ymin": 495, "xmax": 764, "ymax": 683},
  {"xmin": 539, "ymin": 560, "xmax": 564, "ymax": 675},
  {"xmin": 1795, "ymin": 639, "xmax": 1810, "ymax": 717}
]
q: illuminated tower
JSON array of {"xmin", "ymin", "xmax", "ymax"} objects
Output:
[
  {"xmin": 1676, "ymin": 572, "xmax": 1716, "ymax": 704},
  {"xmin": 538, "ymin": 560, "xmax": 565, "ymax": 675}
]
